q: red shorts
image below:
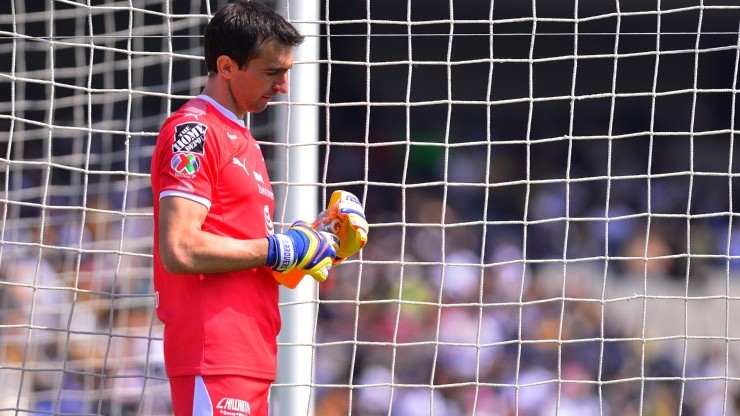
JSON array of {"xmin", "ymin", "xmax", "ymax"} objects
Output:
[{"xmin": 169, "ymin": 374, "xmax": 271, "ymax": 416}]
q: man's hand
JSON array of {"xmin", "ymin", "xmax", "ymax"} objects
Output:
[
  {"xmin": 266, "ymin": 221, "xmax": 339, "ymax": 284},
  {"xmin": 313, "ymin": 190, "xmax": 369, "ymax": 262}
]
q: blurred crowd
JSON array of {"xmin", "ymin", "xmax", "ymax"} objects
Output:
[
  {"xmin": 4, "ymin": 0, "xmax": 740, "ymax": 414},
  {"xmin": 311, "ymin": 142, "xmax": 740, "ymax": 415},
  {"xmin": 3, "ymin": 136, "xmax": 740, "ymax": 416},
  {"xmin": 0, "ymin": 190, "xmax": 169, "ymax": 415},
  {"xmin": 2, "ymin": 139, "xmax": 740, "ymax": 415}
]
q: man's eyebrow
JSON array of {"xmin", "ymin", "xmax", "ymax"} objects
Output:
[{"xmin": 265, "ymin": 65, "xmax": 290, "ymax": 72}]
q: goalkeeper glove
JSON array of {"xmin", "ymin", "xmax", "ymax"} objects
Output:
[
  {"xmin": 313, "ymin": 190, "xmax": 369, "ymax": 262},
  {"xmin": 266, "ymin": 221, "xmax": 338, "ymax": 286}
]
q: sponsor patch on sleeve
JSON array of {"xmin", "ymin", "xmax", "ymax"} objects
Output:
[
  {"xmin": 170, "ymin": 153, "xmax": 201, "ymax": 178},
  {"xmin": 173, "ymin": 122, "xmax": 207, "ymax": 154}
]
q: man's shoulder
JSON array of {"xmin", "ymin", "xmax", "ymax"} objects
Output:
[
  {"xmin": 160, "ymin": 99, "xmax": 229, "ymax": 144},
  {"xmin": 165, "ymin": 98, "xmax": 222, "ymax": 128},
  {"xmin": 154, "ymin": 99, "xmax": 224, "ymax": 157}
]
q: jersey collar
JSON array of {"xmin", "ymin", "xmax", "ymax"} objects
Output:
[{"xmin": 196, "ymin": 94, "xmax": 246, "ymax": 128}]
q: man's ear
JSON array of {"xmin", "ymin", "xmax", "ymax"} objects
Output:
[{"xmin": 216, "ymin": 55, "xmax": 235, "ymax": 79}]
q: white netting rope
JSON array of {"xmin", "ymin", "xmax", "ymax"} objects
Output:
[{"xmin": 2, "ymin": 2, "xmax": 740, "ymax": 415}]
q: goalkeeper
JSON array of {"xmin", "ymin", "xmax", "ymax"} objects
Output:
[{"xmin": 149, "ymin": 2, "xmax": 367, "ymax": 415}]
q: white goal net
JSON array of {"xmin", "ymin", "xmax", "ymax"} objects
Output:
[{"xmin": 2, "ymin": 0, "xmax": 740, "ymax": 415}]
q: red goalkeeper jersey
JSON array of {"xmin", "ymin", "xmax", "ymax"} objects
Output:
[{"xmin": 150, "ymin": 95, "xmax": 280, "ymax": 380}]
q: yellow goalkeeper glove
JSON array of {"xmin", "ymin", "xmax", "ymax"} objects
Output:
[
  {"xmin": 267, "ymin": 221, "xmax": 339, "ymax": 288},
  {"xmin": 313, "ymin": 190, "xmax": 369, "ymax": 263}
]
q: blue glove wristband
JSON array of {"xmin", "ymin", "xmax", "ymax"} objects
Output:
[{"xmin": 266, "ymin": 229, "xmax": 308, "ymax": 271}]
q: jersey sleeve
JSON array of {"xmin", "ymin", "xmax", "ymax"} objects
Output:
[{"xmin": 154, "ymin": 113, "xmax": 223, "ymax": 210}]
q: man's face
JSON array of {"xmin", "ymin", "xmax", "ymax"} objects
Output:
[{"xmin": 230, "ymin": 42, "xmax": 293, "ymax": 114}]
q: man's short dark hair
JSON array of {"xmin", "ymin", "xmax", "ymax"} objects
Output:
[{"xmin": 204, "ymin": 1, "xmax": 304, "ymax": 74}]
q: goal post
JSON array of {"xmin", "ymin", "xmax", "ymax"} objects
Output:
[
  {"xmin": 3, "ymin": 1, "xmax": 740, "ymax": 415},
  {"xmin": 272, "ymin": 0, "xmax": 321, "ymax": 415}
]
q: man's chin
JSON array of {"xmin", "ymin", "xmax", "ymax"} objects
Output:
[
  {"xmin": 254, "ymin": 98, "xmax": 272, "ymax": 112},
  {"xmin": 249, "ymin": 104, "xmax": 269, "ymax": 113}
]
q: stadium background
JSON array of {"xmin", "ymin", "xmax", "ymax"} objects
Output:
[{"xmin": 1, "ymin": 0, "xmax": 740, "ymax": 414}]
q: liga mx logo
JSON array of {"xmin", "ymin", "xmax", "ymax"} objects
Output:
[{"xmin": 170, "ymin": 153, "xmax": 201, "ymax": 178}]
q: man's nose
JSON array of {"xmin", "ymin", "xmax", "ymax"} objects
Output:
[{"xmin": 273, "ymin": 73, "xmax": 289, "ymax": 94}]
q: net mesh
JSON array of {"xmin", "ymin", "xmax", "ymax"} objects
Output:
[{"xmin": 2, "ymin": 0, "xmax": 740, "ymax": 415}]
